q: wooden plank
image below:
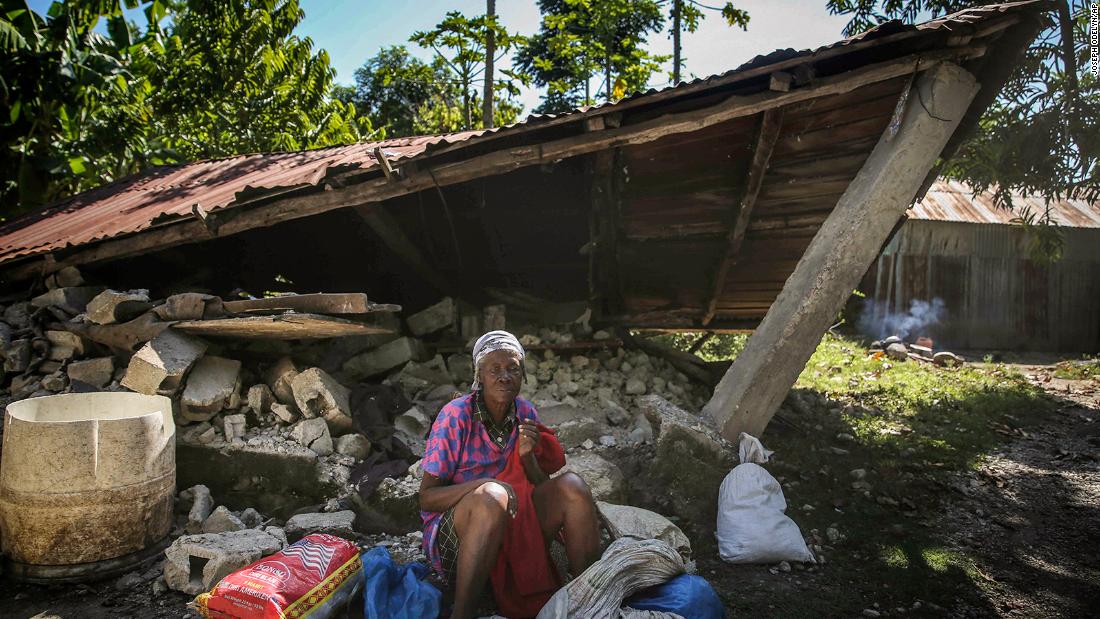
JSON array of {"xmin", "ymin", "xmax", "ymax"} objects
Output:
[
  {"xmin": 174, "ymin": 313, "xmax": 394, "ymax": 340},
  {"xmin": 702, "ymin": 108, "xmax": 784, "ymax": 326},
  {"xmin": 60, "ymin": 312, "xmax": 170, "ymax": 352},
  {"xmin": 1, "ymin": 48, "xmax": 979, "ymax": 283},
  {"xmin": 223, "ymin": 293, "xmax": 376, "ymax": 315},
  {"xmin": 702, "ymin": 62, "xmax": 979, "ymax": 441}
]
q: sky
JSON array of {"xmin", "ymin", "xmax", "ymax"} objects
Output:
[{"xmin": 29, "ymin": 0, "xmax": 856, "ymax": 114}]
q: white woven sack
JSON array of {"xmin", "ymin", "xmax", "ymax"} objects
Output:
[{"xmin": 716, "ymin": 462, "xmax": 815, "ymax": 564}]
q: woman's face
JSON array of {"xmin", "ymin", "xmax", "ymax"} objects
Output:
[{"xmin": 479, "ymin": 349, "xmax": 523, "ymax": 402}]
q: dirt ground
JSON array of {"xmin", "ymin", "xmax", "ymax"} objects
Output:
[{"xmin": 2, "ymin": 361, "xmax": 1097, "ymax": 619}]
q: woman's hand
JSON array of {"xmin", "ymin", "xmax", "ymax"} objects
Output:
[{"xmin": 517, "ymin": 420, "xmax": 540, "ymax": 459}]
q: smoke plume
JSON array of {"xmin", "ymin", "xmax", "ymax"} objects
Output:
[{"xmin": 859, "ymin": 297, "xmax": 945, "ymax": 341}]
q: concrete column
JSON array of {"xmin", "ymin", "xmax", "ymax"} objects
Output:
[{"xmin": 703, "ymin": 62, "xmax": 980, "ymax": 440}]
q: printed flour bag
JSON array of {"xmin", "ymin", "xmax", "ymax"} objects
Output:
[{"xmin": 194, "ymin": 534, "xmax": 363, "ymax": 619}]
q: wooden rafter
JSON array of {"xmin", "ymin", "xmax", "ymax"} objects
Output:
[
  {"xmin": 352, "ymin": 204, "xmax": 453, "ymax": 295},
  {"xmin": 702, "ymin": 108, "xmax": 784, "ymax": 326}
]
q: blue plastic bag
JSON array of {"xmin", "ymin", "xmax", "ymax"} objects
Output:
[
  {"xmin": 623, "ymin": 574, "xmax": 725, "ymax": 619},
  {"xmin": 362, "ymin": 546, "xmax": 442, "ymax": 619}
]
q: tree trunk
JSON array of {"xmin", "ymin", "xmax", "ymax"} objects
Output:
[
  {"xmin": 673, "ymin": 0, "xmax": 682, "ymax": 84},
  {"xmin": 1056, "ymin": 0, "xmax": 1087, "ymax": 162},
  {"xmin": 482, "ymin": 0, "xmax": 496, "ymax": 129}
]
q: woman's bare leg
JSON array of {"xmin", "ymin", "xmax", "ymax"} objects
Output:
[
  {"xmin": 533, "ymin": 472, "xmax": 601, "ymax": 574},
  {"xmin": 449, "ymin": 482, "xmax": 510, "ymax": 619}
]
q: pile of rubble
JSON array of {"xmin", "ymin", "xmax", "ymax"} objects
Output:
[{"xmin": 869, "ymin": 334, "xmax": 964, "ymax": 367}]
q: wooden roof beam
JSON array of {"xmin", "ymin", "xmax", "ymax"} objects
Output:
[
  {"xmin": 352, "ymin": 204, "xmax": 454, "ymax": 295},
  {"xmin": 702, "ymin": 108, "xmax": 784, "ymax": 326}
]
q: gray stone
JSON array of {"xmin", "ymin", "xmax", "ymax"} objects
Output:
[
  {"xmin": 51, "ymin": 266, "xmax": 85, "ymax": 288},
  {"xmin": 284, "ymin": 510, "xmax": 356, "ymax": 541},
  {"xmin": 388, "ymin": 355, "xmax": 454, "ymax": 396},
  {"xmin": 291, "ymin": 367, "xmax": 352, "ymax": 433},
  {"xmin": 290, "ymin": 417, "xmax": 333, "ymax": 456},
  {"xmin": 540, "ymin": 403, "xmax": 601, "ymax": 426},
  {"xmin": 121, "ymin": 329, "xmax": 208, "ymax": 395},
  {"xmin": 394, "ymin": 406, "xmax": 430, "ymax": 453},
  {"xmin": 185, "ymin": 484, "xmax": 214, "ymax": 534},
  {"xmin": 599, "ymin": 435, "xmax": 616, "ymax": 447},
  {"xmin": 31, "ymin": 286, "xmax": 104, "ymax": 315},
  {"xmin": 86, "ymin": 289, "xmax": 152, "ymax": 325},
  {"xmin": 625, "ymin": 377, "xmax": 647, "ymax": 395},
  {"xmin": 351, "ymin": 476, "xmax": 421, "ymax": 534},
  {"xmin": 407, "ymin": 297, "xmax": 455, "ymax": 336},
  {"xmin": 45, "ymin": 330, "xmax": 84, "ymax": 360},
  {"xmin": 67, "ymin": 356, "xmax": 115, "ymax": 388},
  {"xmin": 239, "ymin": 508, "xmax": 265, "ymax": 528},
  {"xmin": 4, "ymin": 338, "xmax": 31, "ymax": 373},
  {"xmin": 202, "ymin": 505, "xmax": 246, "ymax": 533},
  {"xmin": 627, "ymin": 413, "xmax": 655, "ymax": 444},
  {"xmin": 343, "ymin": 337, "xmax": 425, "ymax": 379},
  {"xmin": 555, "ymin": 453, "xmax": 626, "ymax": 502},
  {"xmin": 885, "ymin": 343, "xmax": 908, "ymax": 361},
  {"xmin": 604, "ymin": 399, "xmax": 632, "ymax": 426},
  {"xmin": 596, "ymin": 501, "xmax": 692, "ymax": 559},
  {"xmin": 933, "ymin": 351, "xmax": 963, "ymax": 367},
  {"xmin": 180, "ymin": 356, "xmax": 241, "ymax": 421},
  {"xmin": 264, "ymin": 356, "xmax": 299, "ymax": 406},
  {"xmin": 483, "ymin": 304, "xmax": 506, "ymax": 331},
  {"xmin": 335, "ymin": 433, "xmax": 371, "ymax": 459},
  {"xmin": 41, "ymin": 372, "xmax": 67, "ymax": 392},
  {"xmin": 163, "ymin": 529, "xmax": 284, "ymax": 595},
  {"xmin": 223, "ymin": 414, "xmax": 247, "ymax": 442},
  {"xmin": 246, "ymin": 383, "xmax": 275, "ymax": 415},
  {"xmin": 3, "ymin": 302, "xmax": 32, "ymax": 329},
  {"xmin": 271, "ymin": 402, "xmax": 299, "ymax": 424},
  {"xmin": 555, "ymin": 418, "xmax": 612, "ymax": 450},
  {"xmin": 446, "ymin": 353, "xmax": 474, "ymax": 386}
]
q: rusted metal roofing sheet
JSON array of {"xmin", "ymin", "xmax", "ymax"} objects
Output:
[
  {"xmin": 0, "ymin": 1, "xmax": 1049, "ymax": 268},
  {"xmin": 909, "ymin": 180, "xmax": 1100, "ymax": 228}
]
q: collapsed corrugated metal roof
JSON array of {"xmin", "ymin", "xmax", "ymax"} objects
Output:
[
  {"xmin": 910, "ymin": 180, "xmax": 1100, "ymax": 228},
  {"xmin": 0, "ymin": 1, "xmax": 1048, "ymax": 273}
]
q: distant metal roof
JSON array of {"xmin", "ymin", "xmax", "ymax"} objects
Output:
[
  {"xmin": 910, "ymin": 180, "xmax": 1100, "ymax": 228},
  {"xmin": 0, "ymin": 1, "xmax": 1051, "ymax": 269}
]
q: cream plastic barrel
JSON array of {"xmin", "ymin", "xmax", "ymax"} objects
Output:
[{"xmin": 0, "ymin": 392, "xmax": 175, "ymax": 582}]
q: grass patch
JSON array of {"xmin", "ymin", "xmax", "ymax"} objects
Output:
[{"xmin": 1053, "ymin": 356, "xmax": 1100, "ymax": 381}]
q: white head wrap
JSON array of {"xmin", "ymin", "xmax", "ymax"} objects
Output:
[{"xmin": 471, "ymin": 330, "xmax": 525, "ymax": 390}]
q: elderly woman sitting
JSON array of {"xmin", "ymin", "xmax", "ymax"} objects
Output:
[{"xmin": 419, "ymin": 331, "xmax": 601, "ymax": 619}]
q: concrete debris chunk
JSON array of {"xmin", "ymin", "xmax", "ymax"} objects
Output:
[
  {"xmin": 343, "ymin": 337, "xmax": 425, "ymax": 379},
  {"xmin": 202, "ymin": 505, "xmax": 246, "ymax": 533},
  {"xmin": 291, "ymin": 367, "xmax": 353, "ymax": 433},
  {"xmin": 604, "ymin": 399, "xmax": 632, "ymax": 426},
  {"xmin": 163, "ymin": 529, "xmax": 285, "ymax": 595},
  {"xmin": 223, "ymin": 413, "xmax": 247, "ymax": 442},
  {"xmin": 185, "ymin": 484, "xmax": 214, "ymax": 534},
  {"xmin": 352, "ymin": 476, "xmax": 421, "ymax": 534},
  {"xmin": 239, "ymin": 508, "xmax": 265, "ymax": 528},
  {"xmin": 284, "ymin": 510, "xmax": 357, "ymax": 541},
  {"xmin": 627, "ymin": 413, "xmax": 655, "ymax": 444},
  {"xmin": 86, "ymin": 289, "xmax": 152, "ymax": 325},
  {"xmin": 154, "ymin": 292, "xmax": 223, "ymax": 321},
  {"xmin": 290, "ymin": 417, "xmax": 334, "ymax": 456},
  {"xmin": 31, "ymin": 286, "xmax": 105, "ymax": 315},
  {"xmin": 483, "ymin": 304, "xmax": 506, "ymax": 331},
  {"xmin": 446, "ymin": 353, "xmax": 474, "ymax": 386},
  {"xmin": 180, "ymin": 356, "xmax": 242, "ymax": 421},
  {"xmin": 406, "ymin": 297, "xmax": 455, "ymax": 336},
  {"xmin": 121, "ymin": 329, "xmax": 208, "ymax": 395},
  {"xmin": 41, "ymin": 372, "xmax": 68, "ymax": 392},
  {"xmin": 394, "ymin": 406, "xmax": 430, "ymax": 456},
  {"xmin": 335, "ymin": 433, "xmax": 371, "ymax": 459},
  {"xmin": 3, "ymin": 302, "xmax": 32, "ymax": 329},
  {"xmin": 246, "ymin": 383, "xmax": 275, "ymax": 415},
  {"xmin": 45, "ymin": 330, "xmax": 84, "ymax": 360},
  {"xmin": 66, "ymin": 358, "xmax": 114, "ymax": 387},
  {"xmin": 555, "ymin": 418, "xmax": 612, "ymax": 450},
  {"xmin": 388, "ymin": 354, "xmax": 454, "ymax": 396},
  {"xmin": 554, "ymin": 453, "xmax": 626, "ymax": 502},
  {"xmin": 4, "ymin": 338, "xmax": 31, "ymax": 373},
  {"xmin": 885, "ymin": 343, "xmax": 909, "ymax": 361},
  {"xmin": 597, "ymin": 501, "xmax": 692, "ymax": 560},
  {"xmin": 540, "ymin": 403, "xmax": 600, "ymax": 426},
  {"xmin": 933, "ymin": 351, "xmax": 964, "ymax": 367},
  {"xmin": 264, "ymin": 356, "xmax": 299, "ymax": 406},
  {"xmin": 270, "ymin": 402, "xmax": 299, "ymax": 424}
]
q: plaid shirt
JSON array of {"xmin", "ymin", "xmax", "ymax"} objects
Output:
[{"xmin": 420, "ymin": 392, "xmax": 541, "ymax": 575}]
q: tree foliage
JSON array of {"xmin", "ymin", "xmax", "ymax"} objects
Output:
[
  {"xmin": 662, "ymin": 0, "xmax": 749, "ymax": 84},
  {"xmin": 827, "ymin": 0, "xmax": 1098, "ymax": 245},
  {"xmin": 0, "ymin": 0, "xmax": 368, "ymax": 216},
  {"xmin": 515, "ymin": 0, "xmax": 669, "ymax": 113}
]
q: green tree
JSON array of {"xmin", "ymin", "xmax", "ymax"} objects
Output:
[
  {"xmin": 663, "ymin": 0, "xmax": 749, "ymax": 84},
  {"xmin": 343, "ymin": 45, "xmax": 461, "ymax": 137},
  {"xmin": 410, "ymin": 9, "xmax": 525, "ymax": 130},
  {"xmin": 515, "ymin": 0, "xmax": 669, "ymax": 114},
  {"xmin": 827, "ymin": 0, "xmax": 1098, "ymax": 259}
]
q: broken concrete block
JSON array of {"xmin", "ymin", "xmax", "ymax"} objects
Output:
[
  {"xmin": 555, "ymin": 418, "xmax": 612, "ymax": 450},
  {"xmin": 51, "ymin": 266, "xmax": 84, "ymax": 288},
  {"xmin": 180, "ymin": 356, "xmax": 241, "ymax": 421},
  {"xmin": 406, "ymin": 297, "xmax": 455, "ymax": 336},
  {"xmin": 284, "ymin": 510, "xmax": 356, "ymax": 541},
  {"xmin": 223, "ymin": 413, "xmax": 247, "ymax": 443},
  {"xmin": 387, "ymin": 355, "xmax": 454, "ymax": 396},
  {"xmin": 31, "ymin": 286, "xmax": 104, "ymax": 315},
  {"xmin": 39, "ymin": 360, "xmax": 63, "ymax": 374},
  {"xmin": 185, "ymin": 484, "xmax": 214, "ymax": 534},
  {"xmin": 394, "ymin": 406, "xmax": 430, "ymax": 456},
  {"xmin": 45, "ymin": 330, "xmax": 85, "ymax": 360},
  {"xmin": 334, "ymin": 433, "xmax": 371, "ymax": 460},
  {"xmin": 270, "ymin": 403, "xmax": 298, "ymax": 424},
  {"xmin": 596, "ymin": 501, "xmax": 692, "ymax": 559},
  {"xmin": 86, "ymin": 289, "xmax": 152, "ymax": 325},
  {"xmin": 163, "ymin": 529, "xmax": 284, "ymax": 595},
  {"xmin": 202, "ymin": 505, "xmax": 246, "ymax": 534},
  {"xmin": 343, "ymin": 337, "xmax": 424, "ymax": 379},
  {"xmin": 554, "ymin": 453, "xmax": 626, "ymax": 503},
  {"xmin": 67, "ymin": 356, "xmax": 114, "ymax": 388},
  {"xmin": 446, "ymin": 353, "xmax": 474, "ymax": 386},
  {"xmin": 291, "ymin": 367, "xmax": 352, "ymax": 433},
  {"xmin": 604, "ymin": 399, "xmax": 632, "ymax": 426},
  {"xmin": 540, "ymin": 403, "xmax": 600, "ymax": 426},
  {"xmin": 264, "ymin": 356, "xmax": 299, "ymax": 406},
  {"xmin": 4, "ymin": 338, "xmax": 31, "ymax": 373},
  {"xmin": 239, "ymin": 508, "xmax": 264, "ymax": 528},
  {"xmin": 154, "ymin": 292, "xmax": 223, "ymax": 321},
  {"xmin": 246, "ymin": 383, "xmax": 275, "ymax": 415},
  {"xmin": 3, "ymin": 302, "xmax": 31, "ymax": 329},
  {"xmin": 627, "ymin": 413, "xmax": 655, "ymax": 444},
  {"xmin": 41, "ymin": 372, "xmax": 68, "ymax": 392},
  {"xmin": 290, "ymin": 417, "xmax": 333, "ymax": 456},
  {"xmin": 352, "ymin": 476, "xmax": 421, "ymax": 534},
  {"xmin": 483, "ymin": 304, "xmax": 506, "ymax": 331},
  {"xmin": 121, "ymin": 329, "xmax": 208, "ymax": 395}
]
